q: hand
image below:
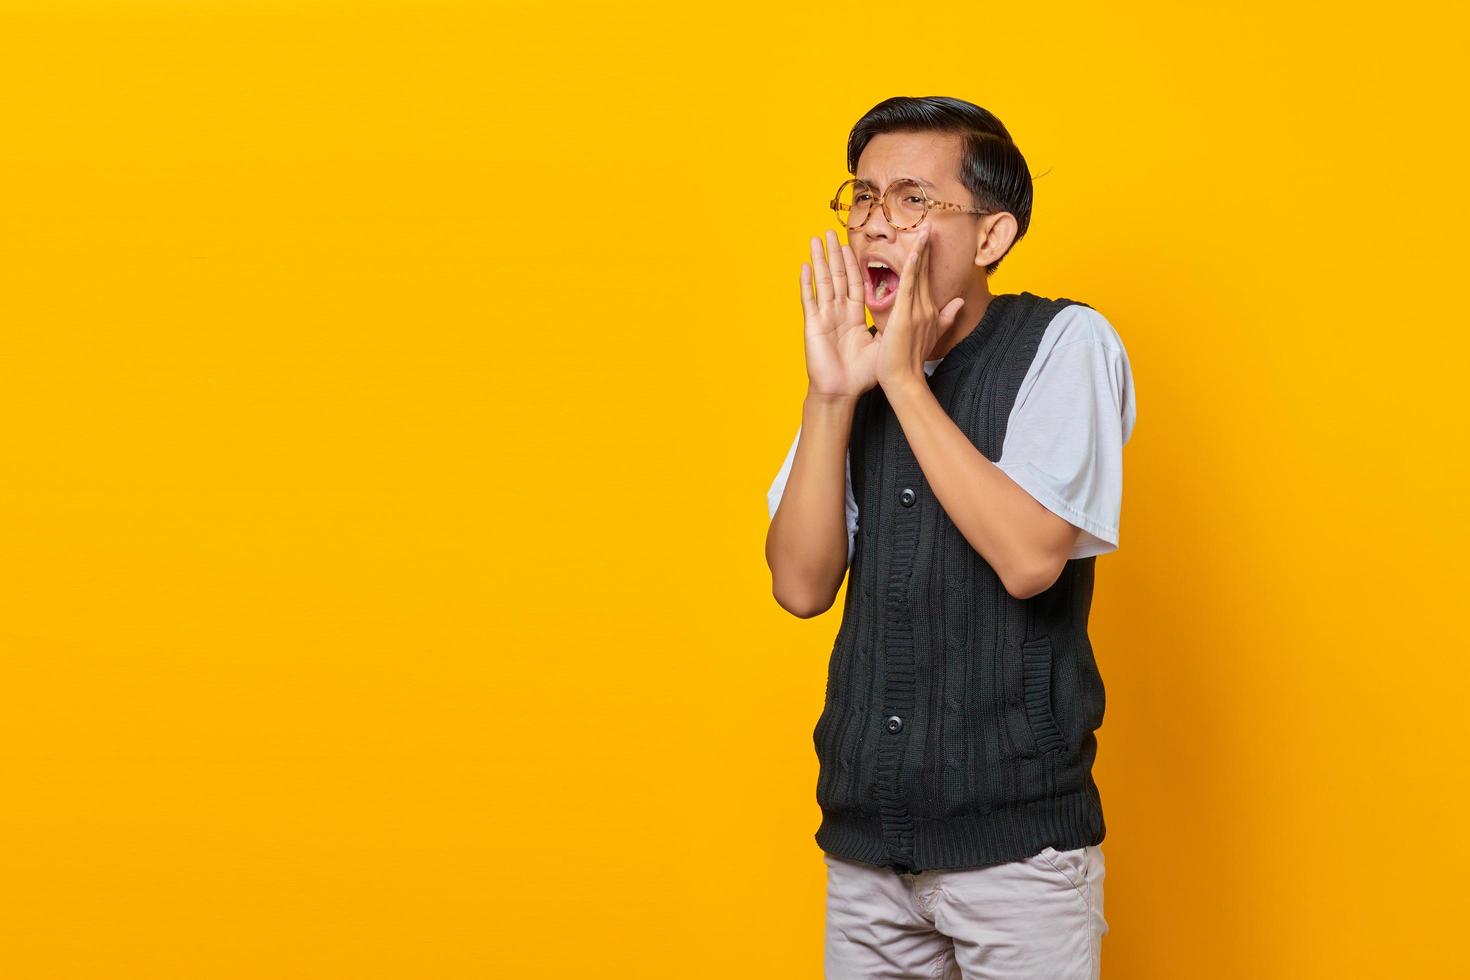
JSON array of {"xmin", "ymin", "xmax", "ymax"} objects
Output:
[
  {"xmin": 874, "ymin": 226, "xmax": 967, "ymax": 392},
  {"xmin": 799, "ymin": 229, "xmax": 879, "ymax": 398}
]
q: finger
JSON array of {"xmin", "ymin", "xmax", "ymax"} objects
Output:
[
  {"xmin": 838, "ymin": 237, "xmax": 864, "ymax": 307},
  {"xmin": 810, "ymin": 235, "xmax": 834, "ymax": 307},
  {"xmin": 799, "ymin": 261, "xmax": 816, "ymax": 322},
  {"xmin": 825, "ymin": 230, "xmax": 850, "ymax": 301},
  {"xmin": 916, "ymin": 227, "xmax": 932, "ymax": 305},
  {"xmin": 897, "ymin": 239, "xmax": 921, "ymax": 315}
]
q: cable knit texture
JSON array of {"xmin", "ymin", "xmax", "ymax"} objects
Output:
[{"xmin": 813, "ymin": 291, "xmax": 1108, "ymax": 875}]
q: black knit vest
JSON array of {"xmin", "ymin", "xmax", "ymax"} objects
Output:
[{"xmin": 813, "ymin": 291, "xmax": 1108, "ymax": 874}]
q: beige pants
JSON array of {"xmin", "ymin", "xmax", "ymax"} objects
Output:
[{"xmin": 823, "ymin": 844, "xmax": 1108, "ymax": 979}]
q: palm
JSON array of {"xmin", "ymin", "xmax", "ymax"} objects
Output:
[{"xmin": 799, "ymin": 231, "xmax": 879, "ymax": 397}]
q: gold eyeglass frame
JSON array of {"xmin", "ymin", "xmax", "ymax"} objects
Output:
[{"xmin": 830, "ymin": 176, "xmax": 996, "ymax": 231}]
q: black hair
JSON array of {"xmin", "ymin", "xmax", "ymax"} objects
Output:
[{"xmin": 846, "ymin": 96, "xmax": 1035, "ymax": 276}]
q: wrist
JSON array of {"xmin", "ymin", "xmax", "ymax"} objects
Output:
[
  {"xmin": 803, "ymin": 388, "xmax": 860, "ymax": 411},
  {"xmin": 880, "ymin": 370, "xmax": 930, "ymax": 407},
  {"xmin": 802, "ymin": 390, "xmax": 859, "ymax": 431}
]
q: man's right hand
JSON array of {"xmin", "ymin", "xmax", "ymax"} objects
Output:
[{"xmin": 800, "ymin": 229, "xmax": 878, "ymax": 399}]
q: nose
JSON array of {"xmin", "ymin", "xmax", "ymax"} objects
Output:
[{"xmin": 861, "ymin": 205, "xmax": 898, "ymax": 244}]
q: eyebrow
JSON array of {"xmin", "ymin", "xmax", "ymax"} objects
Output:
[{"xmin": 857, "ymin": 175, "xmax": 935, "ymax": 188}]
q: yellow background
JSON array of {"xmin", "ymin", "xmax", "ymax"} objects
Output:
[{"xmin": 2, "ymin": 1, "xmax": 1466, "ymax": 976}]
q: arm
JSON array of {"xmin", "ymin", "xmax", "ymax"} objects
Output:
[
  {"xmin": 885, "ymin": 378, "xmax": 1081, "ymax": 599},
  {"xmin": 765, "ymin": 392, "xmax": 857, "ymax": 618},
  {"xmin": 765, "ymin": 229, "xmax": 881, "ymax": 618}
]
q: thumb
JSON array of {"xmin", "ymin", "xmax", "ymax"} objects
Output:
[{"xmin": 940, "ymin": 297, "xmax": 966, "ymax": 331}]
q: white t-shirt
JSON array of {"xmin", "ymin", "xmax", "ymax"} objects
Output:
[{"xmin": 766, "ymin": 303, "xmax": 1137, "ymax": 563}]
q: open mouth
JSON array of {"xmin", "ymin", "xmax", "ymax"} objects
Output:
[{"xmin": 865, "ymin": 265, "xmax": 901, "ymax": 310}]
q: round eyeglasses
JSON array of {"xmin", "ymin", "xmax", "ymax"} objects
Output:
[{"xmin": 830, "ymin": 177, "xmax": 996, "ymax": 231}]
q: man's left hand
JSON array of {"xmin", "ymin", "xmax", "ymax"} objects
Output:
[{"xmin": 875, "ymin": 226, "xmax": 967, "ymax": 392}]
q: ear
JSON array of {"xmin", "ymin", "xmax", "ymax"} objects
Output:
[{"xmin": 974, "ymin": 213, "xmax": 1019, "ymax": 269}]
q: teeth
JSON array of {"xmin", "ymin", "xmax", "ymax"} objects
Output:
[{"xmin": 876, "ymin": 280, "xmax": 891, "ymax": 299}]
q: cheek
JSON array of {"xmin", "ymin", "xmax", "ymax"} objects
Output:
[
  {"xmin": 934, "ymin": 244, "xmax": 977, "ymax": 281},
  {"xmin": 925, "ymin": 246, "xmax": 955, "ymax": 282},
  {"xmin": 925, "ymin": 236, "xmax": 950, "ymax": 266}
]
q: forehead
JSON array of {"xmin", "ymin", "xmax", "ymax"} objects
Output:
[
  {"xmin": 855, "ymin": 174, "xmax": 935, "ymax": 190},
  {"xmin": 854, "ymin": 131, "xmax": 963, "ymax": 189}
]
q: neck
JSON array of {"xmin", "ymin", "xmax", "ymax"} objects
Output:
[{"xmin": 928, "ymin": 288, "xmax": 995, "ymax": 360}]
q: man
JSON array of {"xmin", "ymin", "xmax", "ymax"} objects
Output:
[{"xmin": 765, "ymin": 96, "xmax": 1135, "ymax": 979}]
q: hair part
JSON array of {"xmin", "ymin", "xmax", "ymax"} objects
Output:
[{"xmin": 846, "ymin": 96, "xmax": 1034, "ymax": 276}]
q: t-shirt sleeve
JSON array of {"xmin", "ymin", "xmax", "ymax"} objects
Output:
[
  {"xmin": 995, "ymin": 305, "xmax": 1137, "ymax": 559},
  {"xmin": 766, "ymin": 425, "xmax": 862, "ymax": 566}
]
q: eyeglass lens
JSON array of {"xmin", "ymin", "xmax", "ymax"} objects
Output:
[{"xmin": 835, "ymin": 179, "xmax": 928, "ymax": 230}]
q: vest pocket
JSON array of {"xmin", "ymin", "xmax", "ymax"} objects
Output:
[
  {"xmin": 1002, "ymin": 636, "xmax": 1068, "ymax": 757},
  {"xmin": 812, "ymin": 699, "xmax": 837, "ymax": 805},
  {"xmin": 813, "ymin": 703, "xmax": 832, "ymax": 753},
  {"xmin": 813, "ymin": 696, "xmax": 861, "ymax": 810}
]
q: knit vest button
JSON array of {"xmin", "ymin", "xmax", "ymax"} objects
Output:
[
  {"xmin": 900, "ymin": 488, "xmax": 916, "ymax": 506},
  {"xmin": 886, "ymin": 715, "xmax": 903, "ymax": 734}
]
